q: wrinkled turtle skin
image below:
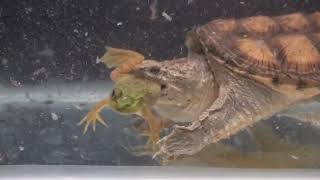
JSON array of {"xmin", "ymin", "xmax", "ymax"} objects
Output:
[
  {"xmin": 80, "ymin": 12, "xmax": 320, "ymax": 161},
  {"xmin": 133, "ymin": 12, "xmax": 320, "ymax": 160}
]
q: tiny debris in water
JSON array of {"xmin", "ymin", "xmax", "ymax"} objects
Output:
[
  {"xmin": 25, "ymin": 7, "xmax": 33, "ymax": 14},
  {"xmin": 116, "ymin": 22, "xmax": 123, "ymax": 26},
  {"xmin": 96, "ymin": 56, "xmax": 100, "ymax": 64},
  {"xmin": 0, "ymin": 151, "xmax": 6, "ymax": 163},
  {"xmin": 10, "ymin": 77, "xmax": 22, "ymax": 87},
  {"xmin": 74, "ymin": 103, "xmax": 86, "ymax": 110},
  {"xmin": 37, "ymin": 48, "xmax": 55, "ymax": 57},
  {"xmin": 32, "ymin": 67, "xmax": 46, "ymax": 76},
  {"xmin": 18, "ymin": 146, "xmax": 25, "ymax": 151},
  {"xmin": 1, "ymin": 57, "xmax": 8, "ymax": 66},
  {"xmin": 149, "ymin": 0, "xmax": 158, "ymax": 20},
  {"xmin": 161, "ymin": 11, "xmax": 172, "ymax": 22},
  {"xmin": 290, "ymin": 155, "xmax": 299, "ymax": 160},
  {"xmin": 187, "ymin": 0, "xmax": 194, "ymax": 5},
  {"xmin": 51, "ymin": 113, "xmax": 59, "ymax": 121}
]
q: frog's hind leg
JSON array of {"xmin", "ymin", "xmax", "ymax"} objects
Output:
[
  {"xmin": 139, "ymin": 107, "xmax": 163, "ymax": 147},
  {"xmin": 100, "ymin": 47, "xmax": 145, "ymax": 81},
  {"xmin": 78, "ymin": 98, "xmax": 109, "ymax": 133}
]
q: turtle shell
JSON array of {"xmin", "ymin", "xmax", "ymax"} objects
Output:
[{"xmin": 196, "ymin": 12, "xmax": 320, "ymax": 86}]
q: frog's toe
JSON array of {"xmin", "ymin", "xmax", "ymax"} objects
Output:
[
  {"xmin": 78, "ymin": 98, "xmax": 110, "ymax": 134},
  {"xmin": 95, "ymin": 114, "xmax": 108, "ymax": 128},
  {"xmin": 78, "ymin": 112, "xmax": 108, "ymax": 134},
  {"xmin": 139, "ymin": 131, "xmax": 160, "ymax": 151}
]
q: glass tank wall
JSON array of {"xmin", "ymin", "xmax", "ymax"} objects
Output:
[{"xmin": 0, "ymin": 0, "xmax": 320, "ymax": 168}]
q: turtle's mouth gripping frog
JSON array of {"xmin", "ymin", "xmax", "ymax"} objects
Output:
[
  {"xmin": 80, "ymin": 12, "xmax": 320, "ymax": 161},
  {"xmin": 78, "ymin": 48, "xmax": 162, "ymax": 144},
  {"xmin": 78, "ymin": 47, "xmax": 216, "ymax": 145},
  {"xmin": 109, "ymin": 75, "xmax": 161, "ymax": 114}
]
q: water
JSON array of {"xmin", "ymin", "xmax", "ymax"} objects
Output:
[
  {"xmin": 172, "ymin": 120, "xmax": 320, "ymax": 168},
  {"xmin": 0, "ymin": 81, "xmax": 319, "ymax": 167},
  {"xmin": 1, "ymin": 0, "xmax": 320, "ymax": 168}
]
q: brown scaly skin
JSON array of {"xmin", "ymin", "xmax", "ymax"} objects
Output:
[
  {"xmin": 79, "ymin": 12, "xmax": 320, "ymax": 161},
  {"xmin": 79, "ymin": 49, "xmax": 320, "ymax": 160},
  {"xmin": 133, "ymin": 12, "xmax": 320, "ymax": 160},
  {"xmin": 134, "ymin": 53, "xmax": 320, "ymax": 160},
  {"xmin": 134, "ymin": 55, "xmax": 217, "ymax": 124}
]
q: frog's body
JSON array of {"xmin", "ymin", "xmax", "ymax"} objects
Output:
[{"xmin": 79, "ymin": 12, "xmax": 320, "ymax": 160}]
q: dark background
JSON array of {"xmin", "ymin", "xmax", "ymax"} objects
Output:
[
  {"xmin": 0, "ymin": 0, "xmax": 320, "ymax": 166},
  {"xmin": 1, "ymin": 0, "xmax": 320, "ymax": 85}
]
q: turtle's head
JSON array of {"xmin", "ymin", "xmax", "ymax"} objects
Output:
[
  {"xmin": 110, "ymin": 75, "xmax": 161, "ymax": 114},
  {"xmin": 133, "ymin": 57, "xmax": 217, "ymax": 122}
]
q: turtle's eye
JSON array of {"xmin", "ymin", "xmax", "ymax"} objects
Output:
[
  {"xmin": 149, "ymin": 66, "xmax": 160, "ymax": 75},
  {"xmin": 160, "ymin": 84, "xmax": 167, "ymax": 90},
  {"xmin": 112, "ymin": 89, "xmax": 123, "ymax": 98}
]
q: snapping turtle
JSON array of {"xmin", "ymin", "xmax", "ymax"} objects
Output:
[{"xmin": 79, "ymin": 12, "xmax": 320, "ymax": 159}]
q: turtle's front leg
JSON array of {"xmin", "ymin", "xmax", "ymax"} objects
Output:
[
  {"xmin": 154, "ymin": 82, "xmax": 284, "ymax": 161},
  {"xmin": 153, "ymin": 89, "xmax": 233, "ymax": 160}
]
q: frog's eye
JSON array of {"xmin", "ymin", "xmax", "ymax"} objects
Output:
[
  {"xmin": 111, "ymin": 90, "xmax": 116, "ymax": 98},
  {"xmin": 112, "ymin": 89, "xmax": 123, "ymax": 98}
]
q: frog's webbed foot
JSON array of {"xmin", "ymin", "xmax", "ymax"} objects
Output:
[
  {"xmin": 100, "ymin": 47, "xmax": 145, "ymax": 81},
  {"xmin": 78, "ymin": 98, "xmax": 109, "ymax": 133}
]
